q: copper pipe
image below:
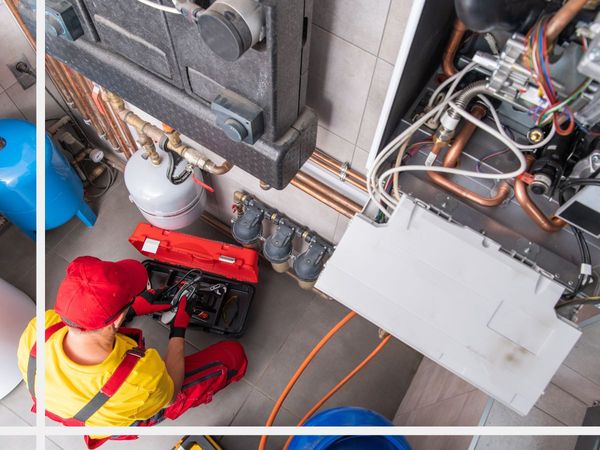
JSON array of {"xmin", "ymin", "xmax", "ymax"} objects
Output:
[
  {"xmin": 514, "ymin": 157, "xmax": 566, "ymax": 232},
  {"xmin": 442, "ymin": 19, "xmax": 467, "ymax": 77},
  {"xmin": 4, "ymin": 0, "xmax": 34, "ymax": 48},
  {"xmin": 309, "ymin": 156, "xmax": 368, "ymax": 192},
  {"xmin": 546, "ymin": 0, "xmax": 588, "ymax": 43},
  {"xmin": 445, "ymin": 105, "xmax": 486, "ymax": 167},
  {"xmin": 428, "ymin": 105, "xmax": 511, "ymax": 207},
  {"xmin": 291, "ymin": 177, "xmax": 356, "ymax": 219},
  {"xmin": 4, "ymin": 2, "xmax": 76, "ymax": 110},
  {"xmin": 77, "ymin": 74, "xmax": 133, "ymax": 158},
  {"xmin": 46, "ymin": 58, "xmax": 75, "ymax": 106},
  {"xmin": 71, "ymin": 70, "xmax": 128, "ymax": 154},
  {"xmin": 293, "ymin": 172, "xmax": 362, "ymax": 217},
  {"xmin": 103, "ymin": 96, "xmax": 138, "ymax": 155},
  {"xmin": 311, "ymin": 151, "xmax": 366, "ymax": 185}
]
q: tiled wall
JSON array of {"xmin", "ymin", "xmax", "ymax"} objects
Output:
[
  {"xmin": 183, "ymin": 0, "xmax": 413, "ymax": 244},
  {"xmin": 0, "ymin": 1, "xmax": 63, "ymax": 122}
]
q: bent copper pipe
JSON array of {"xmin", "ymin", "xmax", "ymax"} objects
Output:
[
  {"xmin": 514, "ymin": 156, "xmax": 566, "ymax": 232},
  {"xmin": 428, "ymin": 105, "xmax": 511, "ymax": 206},
  {"xmin": 442, "ymin": 19, "xmax": 467, "ymax": 77},
  {"xmin": 546, "ymin": 0, "xmax": 588, "ymax": 43}
]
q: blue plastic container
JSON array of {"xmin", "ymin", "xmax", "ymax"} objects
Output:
[
  {"xmin": 0, "ymin": 119, "xmax": 96, "ymax": 239},
  {"xmin": 288, "ymin": 407, "xmax": 412, "ymax": 450}
]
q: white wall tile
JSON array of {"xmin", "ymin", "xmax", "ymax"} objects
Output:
[
  {"xmin": 379, "ymin": 0, "xmax": 414, "ymax": 65},
  {"xmin": 316, "ymin": 125, "xmax": 355, "ymax": 162},
  {"xmin": 357, "ymin": 58, "xmax": 394, "ymax": 152},
  {"xmin": 313, "ymin": 0, "xmax": 390, "ymax": 55},
  {"xmin": 307, "ymin": 26, "xmax": 376, "ymax": 144},
  {"xmin": 351, "ymin": 146, "xmax": 370, "ymax": 175},
  {"xmin": 332, "ymin": 214, "xmax": 350, "ymax": 243},
  {"xmin": 5, "ymin": 81, "xmax": 34, "ymax": 122},
  {"xmin": 0, "ymin": 4, "xmax": 35, "ymax": 91},
  {"xmin": 0, "ymin": 91, "xmax": 25, "ymax": 119}
]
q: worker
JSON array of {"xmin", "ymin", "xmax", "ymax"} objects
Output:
[{"xmin": 17, "ymin": 256, "xmax": 247, "ymax": 449}]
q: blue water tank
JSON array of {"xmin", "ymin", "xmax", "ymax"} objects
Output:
[
  {"xmin": 0, "ymin": 119, "xmax": 96, "ymax": 239},
  {"xmin": 288, "ymin": 407, "xmax": 411, "ymax": 450}
]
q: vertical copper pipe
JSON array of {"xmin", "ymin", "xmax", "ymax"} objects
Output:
[
  {"xmin": 444, "ymin": 105, "xmax": 486, "ymax": 167},
  {"xmin": 46, "ymin": 58, "xmax": 75, "ymax": 106},
  {"xmin": 103, "ymin": 95, "xmax": 138, "ymax": 157},
  {"xmin": 546, "ymin": 0, "xmax": 588, "ymax": 43},
  {"xmin": 4, "ymin": 0, "xmax": 34, "ymax": 48},
  {"xmin": 75, "ymin": 73, "xmax": 131, "ymax": 157},
  {"xmin": 442, "ymin": 19, "xmax": 467, "ymax": 77}
]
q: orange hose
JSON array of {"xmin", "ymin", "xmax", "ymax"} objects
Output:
[
  {"xmin": 282, "ymin": 334, "xmax": 393, "ymax": 450},
  {"xmin": 258, "ymin": 310, "xmax": 357, "ymax": 450}
]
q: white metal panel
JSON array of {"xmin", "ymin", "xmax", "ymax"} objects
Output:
[{"xmin": 316, "ymin": 196, "xmax": 581, "ymax": 415}]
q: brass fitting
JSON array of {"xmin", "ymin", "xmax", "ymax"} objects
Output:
[{"xmin": 137, "ymin": 132, "xmax": 161, "ymax": 166}]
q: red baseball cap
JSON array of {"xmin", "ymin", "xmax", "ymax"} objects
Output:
[{"xmin": 55, "ymin": 256, "xmax": 148, "ymax": 331}]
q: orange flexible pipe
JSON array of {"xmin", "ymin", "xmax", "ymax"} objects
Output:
[
  {"xmin": 258, "ymin": 311, "xmax": 357, "ymax": 450},
  {"xmin": 282, "ymin": 334, "xmax": 393, "ymax": 450}
]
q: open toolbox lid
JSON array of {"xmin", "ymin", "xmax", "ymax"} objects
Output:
[{"xmin": 129, "ymin": 223, "xmax": 259, "ymax": 283}]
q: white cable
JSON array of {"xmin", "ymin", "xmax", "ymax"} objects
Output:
[
  {"xmin": 366, "ymin": 93, "xmax": 462, "ymax": 216},
  {"xmin": 475, "ymin": 95, "xmax": 556, "ymax": 150},
  {"xmin": 135, "ymin": 0, "xmax": 180, "ymax": 14},
  {"xmin": 428, "ymin": 63, "xmax": 477, "ymax": 108},
  {"xmin": 372, "ymin": 100, "xmax": 529, "ymax": 214}
]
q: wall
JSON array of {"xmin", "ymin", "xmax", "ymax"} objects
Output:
[{"xmin": 163, "ymin": 0, "xmax": 415, "ymax": 245}]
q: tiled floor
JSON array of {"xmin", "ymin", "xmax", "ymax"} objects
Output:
[{"xmin": 39, "ymin": 176, "xmax": 423, "ymax": 449}]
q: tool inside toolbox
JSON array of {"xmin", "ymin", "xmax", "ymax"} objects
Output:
[{"xmin": 143, "ymin": 260, "xmax": 254, "ymax": 337}]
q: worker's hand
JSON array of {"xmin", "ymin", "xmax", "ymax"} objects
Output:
[
  {"xmin": 169, "ymin": 295, "xmax": 192, "ymax": 339},
  {"xmin": 131, "ymin": 288, "xmax": 172, "ymax": 316}
]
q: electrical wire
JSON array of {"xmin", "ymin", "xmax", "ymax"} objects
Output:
[
  {"xmin": 476, "ymin": 94, "xmax": 557, "ymax": 150},
  {"xmin": 428, "ymin": 62, "xmax": 478, "ymax": 125},
  {"xmin": 373, "ymin": 100, "xmax": 528, "ymax": 216},
  {"xmin": 259, "ymin": 311, "xmax": 357, "ymax": 450},
  {"xmin": 282, "ymin": 334, "xmax": 393, "ymax": 450},
  {"xmin": 135, "ymin": 0, "xmax": 180, "ymax": 14}
]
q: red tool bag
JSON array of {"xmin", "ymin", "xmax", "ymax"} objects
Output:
[{"xmin": 129, "ymin": 223, "xmax": 259, "ymax": 337}]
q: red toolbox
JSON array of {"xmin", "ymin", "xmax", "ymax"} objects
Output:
[{"xmin": 129, "ymin": 223, "xmax": 259, "ymax": 337}]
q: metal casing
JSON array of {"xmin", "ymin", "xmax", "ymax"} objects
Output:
[
  {"xmin": 124, "ymin": 148, "xmax": 207, "ymax": 230},
  {"xmin": 40, "ymin": 0, "xmax": 317, "ymax": 189},
  {"xmin": 317, "ymin": 196, "xmax": 581, "ymax": 416}
]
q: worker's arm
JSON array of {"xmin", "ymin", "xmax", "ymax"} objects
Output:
[
  {"xmin": 165, "ymin": 295, "xmax": 192, "ymax": 402},
  {"xmin": 164, "ymin": 337, "xmax": 185, "ymax": 399}
]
